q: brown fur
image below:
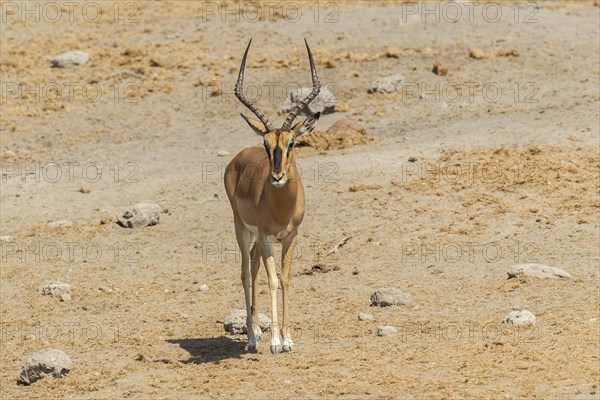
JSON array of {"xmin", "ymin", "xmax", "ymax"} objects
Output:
[{"xmin": 223, "ymin": 114, "xmax": 318, "ymax": 353}]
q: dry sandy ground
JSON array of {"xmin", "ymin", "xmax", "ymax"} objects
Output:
[{"xmin": 1, "ymin": 1, "xmax": 599, "ymax": 399}]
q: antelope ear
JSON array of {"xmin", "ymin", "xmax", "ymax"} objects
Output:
[
  {"xmin": 241, "ymin": 113, "xmax": 267, "ymax": 136},
  {"xmin": 291, "ymin": 112, "xmax": 320, "ymax": 138}
]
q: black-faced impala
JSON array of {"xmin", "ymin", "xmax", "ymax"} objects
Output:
[{"xmin": 224, "ymin": 38, "xmax": 321, "ymax": 354}]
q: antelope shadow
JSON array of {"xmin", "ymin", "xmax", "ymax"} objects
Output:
[{"xmin": 167, "ymin": 336, "xmax": 250, "ymax": 364}]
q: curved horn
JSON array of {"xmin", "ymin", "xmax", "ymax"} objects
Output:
[
  {"xmin": 281, "ymin": 38, "xmax": 321, "ymax": 131},
  {"xmin": 234, "ymin": 38, "xmax": 275, "ymax": 132}
]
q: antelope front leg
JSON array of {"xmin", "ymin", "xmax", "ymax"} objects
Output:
[
  {"xmin": 235, "ymin": 220, "xmax": 257, "ymax": 351},
  {"xmin": 258, "ymin": 236, "xmax": 282, "ymax": 354},
  {"xmin": 250, "ymin": 243, "xmax": 262, "ymax": 342},
  {"xmin": 281, "ymin": 231, "xmax": 298, "ymax": 352},
  {"xmin": 240, "ymin": 252, "xmax": 257, "ymax": 351}
]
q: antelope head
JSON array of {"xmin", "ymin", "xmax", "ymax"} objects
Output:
[{"xmin": 235, "ymin": 38, "xmax": 321, "ymax": 187}]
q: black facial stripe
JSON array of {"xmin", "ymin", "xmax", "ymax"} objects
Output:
[
  {"xmin": 273, "ymin": 144, "xmax": 282, "ymax": 173},
  {"xmin": 264, "ymin": 141, "xmax": 271, "ymax": 160}
]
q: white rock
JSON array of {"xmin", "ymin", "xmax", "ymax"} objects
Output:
[
  {"xmin": 368, "ymin": 74, "xmax": 404, "ymax": 94},
  {"xmin": 507, "ymin": 263, "xmax": 571, "ymax": 279},
  {"xmin": 0, "ymin": 236, "xmax": 12, "ymax": 242},
  {"xmin": 223, "ymin": 309, "xmax": 271, "ymax": 334},
  {"xmin": 48, "ymin": 219, "xmax": 73, "ymax": 227},
  {"xmin": 376, "ymin": 326, "xmax": 398, "ymax": 336},
  {"xmin": 503, "ymin": 310, "xmax": 536, "ymax": 325},
  {"xmin": 51, "ymin": 51, "xmax": 89, "ymax": 68},
  {"xmin": 177, "ymin": 311, "xmax": 189, "ymax": 320},
  {"xmin": 60, "ymin": 293, "xmax": 71, "ymax": 302},
  {"xmin": 281, "ymin": 87, "xmax": 336, "ymax": 115},
  {"xmin": 370, "ymin": 288, "xmax": 413, "ymax": 307},
  {"xmin": 358, "ymin": 312, "xmax": 373, "ymax": 321},
  {"xmin": 117, "ymin": 203, "xmax": 161, "ymax": 228},
  {"xmin": 19, "ymin": 349, "xmax": 72, "ymax": 385},
  {"xmin": 38, "ymin": 283, "xmax": 71, "ymax": 296},
  {"xmin": 198, "ymin": 284, "xmax": 209, "ymax": 292},
  {"xmin": 217, "ymin": 150, "xmax": 230, "ymax": 157}
]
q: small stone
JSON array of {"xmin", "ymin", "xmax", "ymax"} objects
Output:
[
  {"xmin": 383, "ymin": 47, "xmax": 404, "ymax": 58},
  {"xmin": 469, "ymin": 48, "xmax": 486, "ymax": 60},
  {"xmin": 432, "ymin": 63, "xmax": 448, "ymax": 76},
  {"xmin": 281, "ymin": 87, "xmax": 336, "ymax": 115},
  {"xmin": 79, "ymin": 187, "xmax": 91, "ymax": 194},
  {"xmin": 368, "ymin": 74, "xmax": 404, "ymax": 94},
  {"xmin": 177, "ymin": 311, "xmax": 189, "ymax": 320},
  {"xmin": 0, "ymin": 236, "xmax": 12, "ymax": 242},
  {"xmin": 507, "ymin": 263, "xmax": 571, "ymax": 279},
  {"xmin": 496, "ymin": 49, "xmax": 520, "ymax": 57},
  {"xmin": 51, "ymin": 51, "xmax": 89, "ymax": 68},
  {"xmin": 370, "ymin": 288, "xmax": 413, "ymax": 307},
  {"xmin": 48, "ymin": 219, "xmax": 73, "ymax": 227},
  {"xmin": 99, "ymin": 215, "xmax": 113, "ymax": 225},
  {"xmin": 376, "ymin": 326, "xmax": 398, "ymax": 336},
  {"xmin": 223, "ymin": 309, "xmax": 271, "ymax": 334},
  {"xmin": 117, "ymin": 203, "xmax": 161, "ymax": 228},
  {"xmin": 19, "ymin": 349, "xmax": 72, "ymax": 385},
  {"xmin": 217, "ymin": 150, "xmax": 230, "ymax": 157},
  {"xmin": 149, "ymin": 55, "xmax": 176, "ymax": 68},
  {"xmin": 503, "ymin": 310, "xmax": 536, "ymax": 325},
  {"xmin": 38, "ymin": 283, "xmax": 71, "ymax": 296},
  {"xmin": 349, "ymin": 183, "xmax": 382, "ymax": 192},
  {"xmin": 358, "ymin": 313, "xmax": 373, "ymax": 321},
  {"xmin": 59, "ymin": 293, "xmax": 71, "ymax": 302},
  {"xmin": 198, "ymin": 284, "xmax": 209, "ymax": 292}
]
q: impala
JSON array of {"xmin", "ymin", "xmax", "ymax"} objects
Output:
[{"xmin": 224, "ymin": 38, "xmax": 321, "ymax": 354}]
